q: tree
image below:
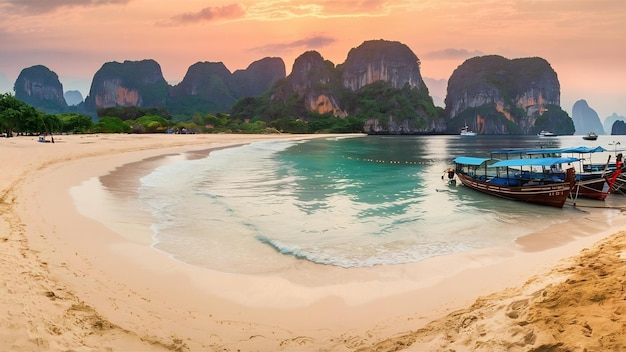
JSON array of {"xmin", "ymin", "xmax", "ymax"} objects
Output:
[
  {"xmin": 42, "ymin": 114, "xmax": 63, "ymax": 134},
  {"xmin": 16, "ymin": 109, "xmax": 44, "ymax": 135},
  {"xmin": 0, "ymin": 93, "xmax": 41, "ymax": 137},
  {"xmin": 131, "ymin": 115, "xmax": 170, "ymax": 133},
  {"xmin": 93, "ymin": 117, "xmax": 131, "ymax": 133},
  {"xmin": 60, "ymin": 113, "xmax": 93, "ymax": 133}
]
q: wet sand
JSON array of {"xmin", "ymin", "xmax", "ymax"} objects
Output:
[{"xmin": 1, "ymin": 133, "xmax": 625, "ymax": 351}]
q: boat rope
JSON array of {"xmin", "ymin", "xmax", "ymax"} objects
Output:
[
  {"xmin": 345, "ymin": 156, "xmax": 429, "ymax": 165},
  {"xmin": 567, "ymin": 203, "xmax": 626, "ymax": 210}
]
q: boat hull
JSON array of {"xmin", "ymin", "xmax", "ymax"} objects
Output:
[
  {"xmin": 574, "ymin": 155, "xmax": 623, "ymax": 200},
  {"xmin": 582, "ymin": 132, "xmax": 598, "ymax": 140},
  {"xmin": 456, "ymin": 169, "xmax": 575, "ymax": 208},
  {"xmin": 612, "ymin": 174, "xmax": 626, "ymax": 195},
  {"xmin": 571, "ymin": 174, "xmax": 615, "ymax": 200},
  {"xmin": 538, "ymin": 131, "xmax": 557, "ymax": 137}
]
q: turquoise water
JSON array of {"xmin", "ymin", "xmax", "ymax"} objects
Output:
[{"xmin": 129, "ymin": 134, "xmax": 626, "ymax": 274}]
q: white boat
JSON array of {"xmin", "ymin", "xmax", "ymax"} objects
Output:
[
  {"xmin": 538, "ymin": 130, "xmax": 557, "ymax": 137},
  {"xmin": 460, "ymin": 125, "xmax": 477, "ymax": 136}
]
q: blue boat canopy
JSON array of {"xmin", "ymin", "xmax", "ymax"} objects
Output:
[
  {"xmin": 489, "ymin": 157, "xmax": 580, "ymax": 168},
  {"xmin": 453, "ymin": 156, "xmax": 490, "ymax": 165},
  {"xmin": 491, "ymin": 146, "xmax": 607, "ymax": 155},
  {"xmin": 559, "ymin": 146, "xmax": 607, "ymax": 153}
]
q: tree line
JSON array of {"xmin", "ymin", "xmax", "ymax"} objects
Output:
[{"xmin": 0, "ymin": 92, "xmax": 370, "ymax": 137}]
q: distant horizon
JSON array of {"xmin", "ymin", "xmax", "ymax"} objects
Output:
[{"xmin": 1, "ymin": 1, "xmax": 625, "ymax": 119}]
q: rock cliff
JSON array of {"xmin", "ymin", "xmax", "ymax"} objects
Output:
[
  {"xmin": 269, "ymin": 51, "xmax": 346, "ymax": 117},
  {"xmin": 64, "ymin": 90, "xmax": 83, "ymax": 106},
  {"xmin": 13, "ymin": 43, "xmax": 573, "ymax": 136},
  {"xmin": 84, "ymin": 59, "xmax": 168, "ymax": 112},
  {"xmin": 168, "ymin": 61, "xmax": 235, "ymax": 113},
  {"xmin": 14, "ymin": 65, "xmax": 68, "ymax": 113},
  {"xmin": 604, "ymin": 113, "xmax": 626, "ymax": 135},
  {"xmin": 169, "ymin": 57, "xmax": 285, "ymax": 114},
  {"xmin": 611, "ymin": 120, "xmax": 626, "ymax": 135},
  {"xmin": 571, "ymin": 99, "xmax": 604, "ymax": 135},
  {"xmin": 445, "ymin": 55, "xmax": 569, "ymax": 134},
  {"xmin": 263, "ymin": 40, "xmax": 440, "ymax": 134},
  {"xmin": 231, "ymin": 57, "xmax": 286, "ymax": 97},
  {"xmin": 15, "ymin": 57, "xmax": 285, "ymax": 116},
  {"xmin": 341, "ymin": 40, "xmax": 423, "ymax": 91}
]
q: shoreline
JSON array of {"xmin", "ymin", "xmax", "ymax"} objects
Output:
[{"xmin": 2, "ymin": 133, "xmax": 625, "ymax": 351}]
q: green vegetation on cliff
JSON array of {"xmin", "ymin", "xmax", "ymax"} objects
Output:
[
  {"xmin": 350, "ymin": 80, "xmax": 441, "ymax": 131},
  {"xmin": 231, "ymin": 93, "xmax": 356, "ymax": 133},
  {"xmin": 231, "ymin": 80, "xmax": 441, "ymax": 134},
  {"xmin": 533, "ymin": 104, "xmax": 575, "ymax": 135}
]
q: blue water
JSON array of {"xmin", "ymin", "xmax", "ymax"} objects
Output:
[{"xmin": 128, "ymin": 135, "xmax": 624, "ymax": 274}]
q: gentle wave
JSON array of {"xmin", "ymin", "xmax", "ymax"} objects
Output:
[{"xmin": 255, "ymin": 234, "xmax": 480, "ymax": 268}]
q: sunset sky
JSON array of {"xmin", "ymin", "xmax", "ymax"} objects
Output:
[{"xmin": 0, "ymin": 0, "xmax": 624, "ymax": 119}]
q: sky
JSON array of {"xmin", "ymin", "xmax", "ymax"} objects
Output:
[{"xmin": 0, "ymin": 0, "xmax": 625, "ymax": 120}]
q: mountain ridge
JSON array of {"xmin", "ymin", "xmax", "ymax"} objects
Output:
[{"xmin": 11, "ymin": 39, "xmax": 582, "ymax": 134}]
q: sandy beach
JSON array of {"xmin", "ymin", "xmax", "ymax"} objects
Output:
[{"xmin": 1, "ymin": 133, "xmax": 625, "ymax": 351}]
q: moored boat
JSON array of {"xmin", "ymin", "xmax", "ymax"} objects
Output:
[
  {"xmin": 453, "ymin": 156, "xmax": 578, "ymax": 208},
  {"xmin": 611, "ymin": 172, "xmax": 626, "ymax": 195},
  {"xmin": 578, "ymin": 153, "xmax": 626, "ymax": 196},
  {"xmin": 572, "ymin": 153, "xmax": 622, "ymax": 200},
  {"xmin": 460, "ymin": 125, "xmax": 477, "ymax": 136},
  {"xmin": 537, "ymin": 130, "xmax": 557, "ymax": 137},
  {"xmin": 540, "ymin": 147, "xmax": 622, "ymax": 201},
  {"xmin": 490, "ymin": 146, "xmax": 623, "ymax": 201},
  {"xmin": 582, "ymin": 132, "xmax": 598, "ymax": 140}
]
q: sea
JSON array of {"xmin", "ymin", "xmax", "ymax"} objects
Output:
[{"xmin": 74, "ymin": 134, "xmax": 626, "ymax": 275}]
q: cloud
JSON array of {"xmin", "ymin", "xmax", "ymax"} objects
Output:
[
  {"xmin": 250, "ymin": 35, "xmax": 336, "ymax": 54},
  {"xmin": 161, "ymin": 1, "xmax": 417, "ymax": 26},
  {"xmin": 163, "ymin": 3, "xmax": 246, "ymax": 26},
  {"xmin": 246, "ymin": 0, "xmax": 398, "ymax": 20},
  {"xmin": 0, "ymin": 0, "xmax": 131, "ymax": 15},
  {"xmin": 423, "ymin": 48, "xmax": 485, "ymax": 60}
]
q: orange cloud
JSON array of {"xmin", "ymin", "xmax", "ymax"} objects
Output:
[
  {"xmin": 160, "ymin": 1, "xmax": 416, "ymax": 26},
  {"xmin": 163, "ymin": 3, "xmax": 246, "ymax": 26},
  {"xmin": 0, "ymin": 0, "xmax": 131, "ymax": 15},
  {"xmin": 249, "ymin": 35, "xmax": 336, "ymax": 54},
  {"xmin": 245, "ymin": 0, "xmax": 398, "ymax": 20},
  {"xmin": 423, "ymin": 48, "xmax": 485, "ymax": 60},
  {"xmin": 233, "ymin": 0, "xmax": 423, "ymax": 21}
]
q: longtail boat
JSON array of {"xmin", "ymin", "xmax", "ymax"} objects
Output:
[
  {"xmin": 453, "ymin": 156, "xmax": 578, "ymax": 208},
  {"xmin": 491, "ymin": 146, "xmax": 623, "ymax": 201}
]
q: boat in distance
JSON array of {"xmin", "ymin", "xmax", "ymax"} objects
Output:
[
  {"xmin": 582, "ymin": 132, "xmax": 598, "ymax": 140},
  {"xmin": 453, "ymin": 156, "xmax": 578, "ymax": 208},
  {"xmin": 537, "ymin": 130, "xmax": 557, "ymax": 137},
  {"xmin": 460, "ymin": 125, "xmax": 477, "ymax": 136}
]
